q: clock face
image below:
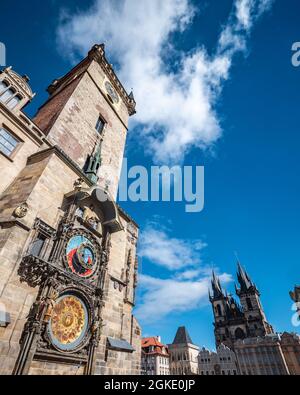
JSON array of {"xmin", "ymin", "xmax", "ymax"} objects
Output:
[
  {"xmin": 48, "ymin": 294, "xmax": 88, "ymax": 351},
  {"xmin": 66, "ymin": 234, "xmax": 97, "ymax": 278},
  {"xmin": 105, "ymin": 81, "xmax": 119, "ymax": 104}
]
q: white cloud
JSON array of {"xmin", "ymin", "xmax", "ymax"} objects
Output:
[
  {"xmin": 139, "ymin": 225, "xmax": 207, "ymax": 271},
  {"xmin": 136, "ymin": 223, "xmax": 232, "ymax": 321},
  {"xmin": 135, "ymin": 272, "xmax": 232, "ymax": 322},
  {"xmin": 57, "ymin": 0, "xmax": 273, "ymax": 162}
]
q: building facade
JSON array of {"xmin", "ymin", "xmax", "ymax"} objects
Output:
[
  {"xmin": 168, "ymin": 327, "xmax": 199, "ymax": 375},
  {"xmin": 234, "ymin": 334, "xmax": 290, "ymax": 375},
  {"xmin": 141, "ymin": 336, "xmax": 170, "ymax": 375},
  {"xmin": 279, "ymin": 332, "xmax": 300, "ymax": 375},
  {"xmin": 198, "ymin": 344, "xmax": 239, "ymax": 376},
  {"xmin": 209, "ymin": 263, "xmax": 273, "ymax": 350},
  {"xmin": 0, "ymin": 44, "xmax": 141, "ymax": 375}
]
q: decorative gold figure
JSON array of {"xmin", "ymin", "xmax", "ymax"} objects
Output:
[{"xmin": 13, "ymin": 202, "xmax": 28, "ymax": 219}]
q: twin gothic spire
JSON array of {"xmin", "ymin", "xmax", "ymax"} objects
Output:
[{"xmin": 210, "ymin": 261, "xmax": 257, "ymax": 302}]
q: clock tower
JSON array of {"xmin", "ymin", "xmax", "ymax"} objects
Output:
[
  {"xmin": 0, "ymin": 44, "xmax": 140, "ymax": 375},
  {"xmin": 34, "ymin": 44, "xmax": 136, "ymax": 199}
]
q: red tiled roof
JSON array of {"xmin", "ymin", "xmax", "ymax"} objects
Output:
[
  {"xmin": 142, "ymin": 337, "xmax": 164, "ymax": 347},
  {"xmin": 142, "ymin": 337, "xmax": 169, "ymax": 356}
]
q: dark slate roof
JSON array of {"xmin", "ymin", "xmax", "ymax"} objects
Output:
[
  {"xmin": 107, "ymin": 337, "xmax": 135, "ymax": 353},
  {"xmin": 172, "ymin": 327, "xmax": 193, "ymax": 345}
]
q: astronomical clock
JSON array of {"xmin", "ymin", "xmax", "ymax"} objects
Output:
[{"xmin": 15, "ymin": 182, "xmax": 123, "ymax": 375}]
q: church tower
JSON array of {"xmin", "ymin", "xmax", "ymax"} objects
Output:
[
  {"xmin": 210, "ymin": 263, "xmax": 274, "ymax": 350},
  {"xmin": 210, "ymin": 271, "xmax": 246, "ymax": 349},
  {"xmin": 0, "ymin": 44, "xmax": 140, "ymax": 375},
  {"xmin": 235, "ymin": 262, "xmax": 273, "ymax": 337}
]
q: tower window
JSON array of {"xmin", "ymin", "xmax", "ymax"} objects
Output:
[
  {"xmin": 216, "ymin": 304, "xmax": 222, "ymax": 316},
  {"xmin": 7, "ymin": 94, "xmax": 22, "ymax": 109},
  {"xmin": 0, "ymin": 127, "xmax": 19, "ymax": 157},
  {"xmin": 95, "ymin": 116, "xmax": 106, "ymax": 135},
  {"xmin": 246, "ymin": 297, "xmax": 253, "ymax": 310}
]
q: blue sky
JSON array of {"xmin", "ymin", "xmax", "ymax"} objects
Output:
[{"xmin": 1, "ymin": 0, "xmax": 300, "ymax": 349}]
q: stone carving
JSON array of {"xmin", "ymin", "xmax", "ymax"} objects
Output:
[
  {"xmin": 290, "ymin": 285, "xmax": 300, "ymax": 317},
  {"xmin": 13, "ymin": 202, "xmax": 29, "ymax": 219},
  {"xmin": 18, "ymin": 255, "xmax": 54, "ymax": 288},
  {"xmin": 7, "ymin": 69, "xmax": 33, "ymax": 96},
  {"xmin": 15, "ymin": 196, "xmax": 113, "ymax": 374},
  {"xmin": 74, "ymin": 177, "xmax": 85, "ymax": 190},
  {"xmin": 34, "ymin": 218, "xmax": 56, "ymax": 238}
]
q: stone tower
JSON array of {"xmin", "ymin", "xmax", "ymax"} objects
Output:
[
  {"xmin": 210, "ymin": 263, "xmax": 273, "ymax": 350},
  {"xmin": 0, "ymin": 44, "xmax": 141, "ymax": 375},
  {"xmin": 235, "ymin": 262, "xmax": 273, "ymax": 337},
  {"xmin": 210, "ymin": 271, "xmax": 247, "ymax": 349},
  {"xmin": 168, "ymin": 327, "xmax": 199, "ymax": 375}
]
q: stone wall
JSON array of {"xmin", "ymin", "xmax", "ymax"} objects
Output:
[
  {"xmin": 0, "ymin": 106, "xmax": 42, "ymax": 196},
  {"xmin": 0, "ymin": 225, "xmax": 37, "ymax": 375},
  {"xmin": 0, "ymin": 149, "xmax": 141, "ymax": 375},
  {"xmin": 34, "ymin": 60, "xmax": 129, "ymax": 199},
  {"xmin": 0, "ymin": 48, "xmax": 141, "ymax": 376}
]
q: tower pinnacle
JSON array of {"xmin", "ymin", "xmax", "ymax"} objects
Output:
[
  {"xmin": 236, "ymin": 261, "xmax": 255, "ymax": 293},
  {"xmin": 210, "ymin": 271, "xmax": 225, "ymax": 300}
]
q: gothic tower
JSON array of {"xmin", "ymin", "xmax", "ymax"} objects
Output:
[
  {"xmin": 210, "ymin": 263, "xmax": 274, "ymax": 350},
  {"xmin": 210, "ymin": 271, "xmax": 246, "ymax": 349},
  {"xmin": 168, "ymin": 327, "xmax": 199, "ymax": 375},
  {"xmin": 0, "ymin": 44, "xmax": 140, "ymax": 375},
  {"xmin": 235, "ymin": 262, "xmax": 273, "ymax": 337}
]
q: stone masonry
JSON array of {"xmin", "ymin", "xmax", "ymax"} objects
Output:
[{"xmin": 0, "ymin": 44, "xmax": 141, "ymax": 375}]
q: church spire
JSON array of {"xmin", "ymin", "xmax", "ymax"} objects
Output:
[
  {"xmin": 210, "ymin": 271, "xmax": 225, "ymax": 300},
  {"xmin": 236, "ymin": 261, "xmax": 256, "ymax": 293}
]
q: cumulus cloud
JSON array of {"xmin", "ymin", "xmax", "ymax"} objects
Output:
[
  {"xmin": 139, "ymin": 226, "xmax": 207, "ymax": 271},
  {"xmin": 135, "ymin": 272, "xmax": 232, "ymax": 322},
  {"xmin": 57, "ymin": 0, "xmax": 273, "ymax": 162},
  {"xmin": 136, "ymin": 223, "xmax": 232, "ymax": 321}
]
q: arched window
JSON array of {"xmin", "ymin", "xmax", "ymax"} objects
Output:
[
  {"xmin": 0, "ymin": 80, "xmax": 8, "ymax": 94},
  {"xmin": 7, "ymin": 94, "xmax": 22, "ymax": 109},
  {"xmin": 0, "ymin": 87, "xmax": 15, "ymax": 103}
]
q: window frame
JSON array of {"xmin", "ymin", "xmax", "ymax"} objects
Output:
[
  {"xmin": 95, "ymin": 115, "xmax": 106, "ymax": 135},
  {"xmin": 0, "ymin": 79, "xmax": 24, "ymax": 110},
  {"xmin": 0, "ymin": 80, "xmax": 9, "ymax": 95},
  {"xmin": 7, "ymin": 93, "xmax": 23, "ymax": 110},
  {"xmin": 0, "ymin": 125, "xmax": 23, "ymax": 160}
]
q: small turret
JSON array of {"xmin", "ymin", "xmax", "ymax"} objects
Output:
[{"xmin": 209, "ymin": 270, "xmax": 225, "ymax": 301}]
